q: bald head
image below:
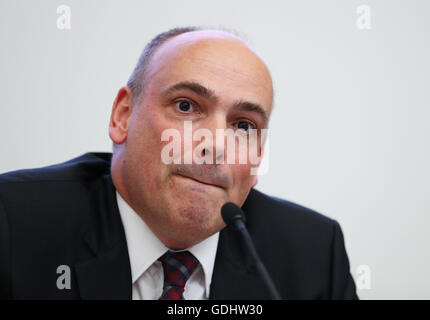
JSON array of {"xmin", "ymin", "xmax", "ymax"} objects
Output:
[
  {"xmin": 127, "ymin": 27, "xmax": 273, "ymax": 110},
  {"xmin": 143, "ymin": 30, "xmax": 273, "ymax": 115}
]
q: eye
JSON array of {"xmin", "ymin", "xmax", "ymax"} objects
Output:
[
  {"xmin": 235, "ymin": 120, "xmax": 256, "ymax": 132},
  {"xmin": 174, "ymin": 99, "xmax": 195, "ymax": 113}
]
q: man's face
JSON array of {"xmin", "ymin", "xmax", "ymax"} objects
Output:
[{"xmin": 112, "ymin": 31, "xmax": 273, "ymax": 249}]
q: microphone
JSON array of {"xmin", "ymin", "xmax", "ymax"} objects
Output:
[{"xmin": 221, "ymin": 202, "xmax": 282, "ymax": 300}]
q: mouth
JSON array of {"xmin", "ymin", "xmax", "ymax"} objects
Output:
[{"xmin": 175, "ymin": 174, "xmax": 225, "ymax": 190}]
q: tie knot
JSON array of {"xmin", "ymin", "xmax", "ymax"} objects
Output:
[{"xmin": 158, "ymin": 250, "xmax": 199, "ymax": 300}]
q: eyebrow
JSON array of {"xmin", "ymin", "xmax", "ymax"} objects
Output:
[
  {"xmin": 163, "ymin": 81, "xmax": 219, "ymax": 103},
  {"xmin": 163, "ymin": 81, "xmax": 269, "ymax": 126},
  {"xmin": 231, "ymin": 100, "xmax": 268, "ymax": 126}
]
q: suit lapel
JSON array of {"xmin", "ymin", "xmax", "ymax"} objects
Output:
[
  {"xmin": 75, "ymin": 240, "xmax": 132, "ymax": 299},
  {"xmin": 74, "ymin": 174, "xmax": 132, "ymax": 299}
]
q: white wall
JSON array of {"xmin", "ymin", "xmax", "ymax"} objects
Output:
[{"xmin": 0, "ymin": 0, "xmax": 429, "ymax": 299}]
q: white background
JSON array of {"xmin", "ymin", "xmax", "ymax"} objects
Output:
[{"xmin": 0, "ymin": 0, "xmax": 429, "ymax": 299}]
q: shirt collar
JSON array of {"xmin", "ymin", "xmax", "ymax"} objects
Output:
[
  {"xmin": 187, "ymin": 230, "xmax": 219, "ymax": 297},
  {"xmin": 116, "ymin": 191, "xmax": 219, "ymax": 298}
]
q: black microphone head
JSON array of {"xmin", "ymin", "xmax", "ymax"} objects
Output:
[{"xmin": 221, "ymin": 202, "xmax": 246, "ymax": 226}]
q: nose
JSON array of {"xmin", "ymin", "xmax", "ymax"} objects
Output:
[{"xmin": 194, "ymin": 113, "xmax": 227, "ymax": 165}]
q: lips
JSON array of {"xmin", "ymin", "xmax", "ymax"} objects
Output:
[
  {"xmin": 176, "ymin": 173, "xmax": 225, "ymax": 190},
  {"xmin": 171, "ymin": 164, "xmax": 232, "ymax": 190}
]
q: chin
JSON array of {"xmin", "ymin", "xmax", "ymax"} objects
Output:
[{"xmin": 174, "ymin": 203, "xmax": 223, "ymax": 236}]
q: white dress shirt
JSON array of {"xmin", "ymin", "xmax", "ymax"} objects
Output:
[{"xmin": 116, "ymin": 191, "xmax": 220, "ymax": 300}]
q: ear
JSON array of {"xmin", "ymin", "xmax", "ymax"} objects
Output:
[{"xmin": 109, "ymin": 86, "xmax": 133, "ymax": 145}]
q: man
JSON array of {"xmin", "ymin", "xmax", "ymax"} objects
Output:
[{"xmin": 0, "ymin": 27, "xmax": 358, "ymax": 299}]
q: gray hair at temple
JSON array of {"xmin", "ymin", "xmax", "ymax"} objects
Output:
[{"xmin": 126, "ymin": 26, "xmax": 200, "ymax": 104}]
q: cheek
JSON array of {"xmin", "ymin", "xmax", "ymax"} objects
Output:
[
  {"xmin": 126, "ymin": 111, "xmax": 168, "ymax": 180},
  {"xmin": 131, "ymin": 106, "xmax": 171, "ymax": 155},
  {"xmin": 230, "ymin": 164, "xmax": 254, "ymax": 197}
]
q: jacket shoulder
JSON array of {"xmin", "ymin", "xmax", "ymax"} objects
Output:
[
  {"xmin": 241, "ymin": 188, "xmax": 357, "ymax": 300},
  {"xmin": 0, "ymin": 152, "xmax": 112, "ymax": 185},
  {"xmin": 244, "ymin": 188, "xmax": 336, "ymax": 231},
  {"xmin": 0, "ymin": 153, "xmax": 110, "ymax": 230},
  {"xmin": 0, "ymin": 153, "xmax": 110, "ymax": 233},
  {"xmin": 0, "ymin": 152, "xmax": 113, "ymax": 231}
]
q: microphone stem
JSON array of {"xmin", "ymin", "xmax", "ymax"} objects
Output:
[{"xmin": 234, "ymin": 220, "xmax": 282, "ymax": 300}]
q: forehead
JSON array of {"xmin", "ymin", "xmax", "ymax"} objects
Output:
[{"xmin": 143, "ymin": 31, "xmax": 273, "ymax": 113}]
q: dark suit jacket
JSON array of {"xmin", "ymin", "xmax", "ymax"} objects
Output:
[{"xmin": 0, "ymin": 152, "xmax": 358, "ymax": 299}]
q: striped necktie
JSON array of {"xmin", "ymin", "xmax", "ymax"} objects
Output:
[{"xmin": 158, "ymin": 250, "xmax": 199, "ymax": 300}]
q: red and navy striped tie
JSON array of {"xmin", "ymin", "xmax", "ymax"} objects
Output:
[{"xmin": 158, "ymin": 250, "xmax": 199, "ymax": 300}]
